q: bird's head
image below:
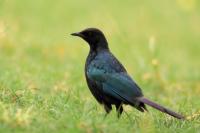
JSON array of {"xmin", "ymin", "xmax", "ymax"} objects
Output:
[{"xmin": 71, "ymin": 28, "xmax": 109, "ymax": 51}]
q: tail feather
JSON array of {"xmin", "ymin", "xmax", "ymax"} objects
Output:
[{"xmin": 137, "ymin": 97, "xmax": 185, "ymax": 120}]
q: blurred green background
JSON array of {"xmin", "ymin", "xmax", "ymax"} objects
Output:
[{"xmin": 0, "ymin": 0, "xmax": 200, "ymax": 133}]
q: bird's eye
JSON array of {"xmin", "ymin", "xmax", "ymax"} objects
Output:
[
  {"xmin": 83, "ymin": 32, "xmax": 91, "ymax": 37},
  {"xmin": 88, "ymin": 32, "xmax": 92, "ymax": 36}
]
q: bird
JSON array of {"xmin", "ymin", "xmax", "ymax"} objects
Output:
[{"xmin": 71, "ymin": 28, "xmax": 184, "ymax": 119}]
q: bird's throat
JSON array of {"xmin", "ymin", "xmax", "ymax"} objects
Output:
[{"xmin": 89, "ymin": 41, "xmax": 109, "ymax": 53}]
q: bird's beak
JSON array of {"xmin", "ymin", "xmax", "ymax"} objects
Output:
[{"xmin": 71, "ymin": 32, "xmax": 84, "ymax": 38}]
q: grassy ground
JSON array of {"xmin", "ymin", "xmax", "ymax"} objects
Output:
[{"xmin": 0, "ymin": 0, "xmax": 200, "ymax": 132}]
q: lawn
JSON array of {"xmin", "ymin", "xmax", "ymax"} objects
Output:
[{"xmin": 0, "ymin": 0, "xmax": 200, "ymax": 133}]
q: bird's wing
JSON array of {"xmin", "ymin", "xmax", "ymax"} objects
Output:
[{"xmin": 87, "ymin": 61, "xmax": 143, "ymax": 104}]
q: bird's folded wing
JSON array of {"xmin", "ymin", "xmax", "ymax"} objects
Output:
[{"xmin": 87, "ymin": 66, "xmax": 143, "ymax": 103}]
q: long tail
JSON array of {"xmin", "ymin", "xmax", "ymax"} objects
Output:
[{"xmin": 137, "ymin": 97, "xmax": 185, "ymax": 120}]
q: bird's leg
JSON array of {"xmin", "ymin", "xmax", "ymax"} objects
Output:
[
  {"xmin": 103, "ymin": 104, "xmax": 112, "ymax": 118},
  {"xmin": 116, "ymin": 103, "xmax": 123, "ymax": 118}
]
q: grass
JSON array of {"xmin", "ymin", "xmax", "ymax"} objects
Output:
[{"xmin": 0, "ymin": 0, "xmax": 200, "ymax": 132}]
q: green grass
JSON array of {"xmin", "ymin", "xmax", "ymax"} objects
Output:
[{"xmin": 0, "ymin": 0, "xmax": 200, "ymax": 132}]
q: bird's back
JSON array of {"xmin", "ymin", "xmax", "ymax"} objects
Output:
[
  {"xmin": 85, "ymin": 50, "xmax": 127, "ymax": 78},
  {"xmin": 84, "ymin": 50, "xmax": 126, "ymax": 103},
  {"xmin": 85, "ymin": 49, "xmax": 143, "ymax": 105}
]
